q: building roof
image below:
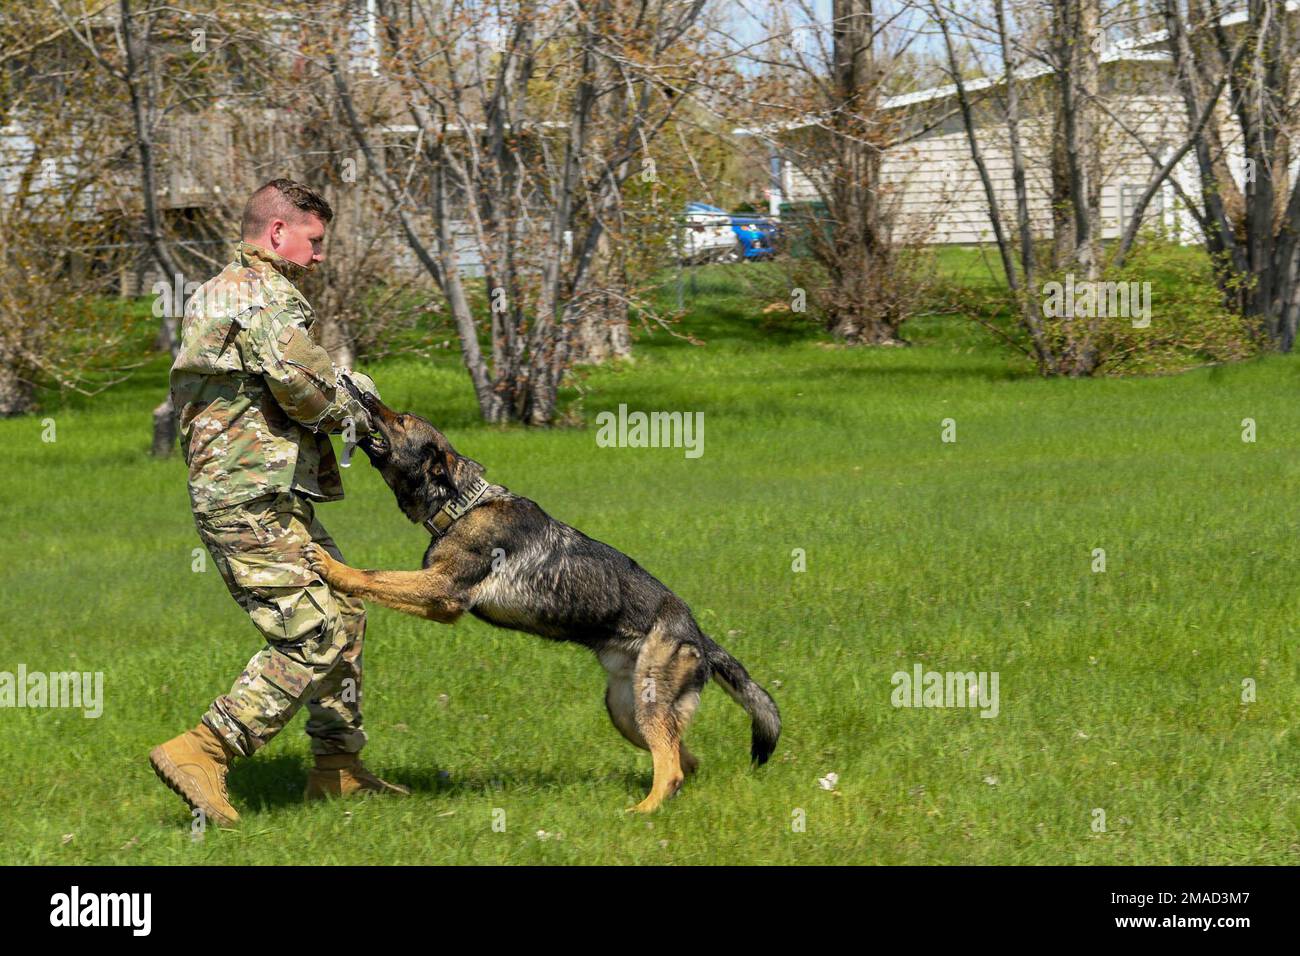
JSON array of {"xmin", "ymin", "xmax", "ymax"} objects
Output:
[{"xmin": 733, "ymin": 2, "xmax": 1291, "ymax": 137}]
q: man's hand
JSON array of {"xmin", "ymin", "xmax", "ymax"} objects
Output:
[
  {"xmin": 336, "ymin": 369, "xmax": 380, "ymax": 433},
  {"xmin": 337, "ymin": 369, "xmax": 379, "ymax": 402}
]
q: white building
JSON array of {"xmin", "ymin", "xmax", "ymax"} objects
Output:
[{"xmin": 738, "ymin": 12, "xmax": 1280, "ymax": 247}]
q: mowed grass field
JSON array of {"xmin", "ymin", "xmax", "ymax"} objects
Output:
[{"xmin": 1, "ymin": 259, "xmax": 1298, "ymax": 864}]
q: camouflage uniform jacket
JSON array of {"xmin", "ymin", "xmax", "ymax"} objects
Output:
[{"xmin": 170, "ymin": 241, "xmax": 371, "ymax": 513}]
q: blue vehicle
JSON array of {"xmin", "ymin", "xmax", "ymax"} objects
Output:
[
  {"xmin": 683, "ymin": 203, "xmax": 780, "ymax": 262},
  {"xmin": 727, "ymin": 211, "xmax": 781, "ymax": 260}
]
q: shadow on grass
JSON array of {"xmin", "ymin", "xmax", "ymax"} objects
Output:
[
  {"xmin": 419, "ymin": 764, "xmax": 649, "ymax": 801},
  {"xmin": 811, "ymin": 361, "xmax": 1035, "ymax": 383},
  {"xmin": 226, "ymin": 754, "xmax": 311, "ymax": 812},
  {"xmin": 223, "ymin": 753, "xmax": 649, "ymax": 813},
  {"xmin": 634, "ymin": 303, "xmax": 823, "ymax": 351}
]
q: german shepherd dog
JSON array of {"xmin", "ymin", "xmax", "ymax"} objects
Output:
[{"xmin": 305, "ymin": 391, "xmax": 781, "ymax": 812}]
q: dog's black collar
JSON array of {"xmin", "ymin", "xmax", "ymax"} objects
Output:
[{"xmin": 423, "ymin": 476, "xmax": 492, "ymax": 537}]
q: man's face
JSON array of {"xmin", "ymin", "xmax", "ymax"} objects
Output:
[{"xmin": 270, "ymin": 213, "xmax": 326, "ymax": 270}]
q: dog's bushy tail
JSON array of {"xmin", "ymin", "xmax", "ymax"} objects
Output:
[{"xmin": 702, "ymin": 640, "xmax": 781, "ymax": 765}]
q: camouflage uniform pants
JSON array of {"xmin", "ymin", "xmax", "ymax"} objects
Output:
[{"xmin": 194, "ymin": 491, "xmax": 367, "ymax": 758}]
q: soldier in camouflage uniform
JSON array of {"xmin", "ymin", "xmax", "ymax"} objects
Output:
[{"xmin": 149, "ymin": 179, "xmax": 408, "ymax": 828}]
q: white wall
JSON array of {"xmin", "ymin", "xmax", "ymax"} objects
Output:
[{"xmin": 779, "ymin": 92, "xmax": 1217, "ymax": 247}]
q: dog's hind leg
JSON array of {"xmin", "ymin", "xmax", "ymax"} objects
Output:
[
  {"xmin": 679, "ymin": 742, "xmax": 700, "ymax": 777},
  {"xmin": 627, "ymin": 612, "xmax": 709, "ymax": 813},
  {"xmin": 601, "ymin": 649, "xmax": 649, "ymax": 751},
  {"xmin": 605, "ymin": 651, "xmax": 701, "ymax": 783}
]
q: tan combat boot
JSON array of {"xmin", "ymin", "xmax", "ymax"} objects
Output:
[
  {"xmin": 149, "ymin": 722, "xmax": 240, "ymax": 828},
  {"xmin": 305, "ymin": 753, "xmax": 411, "ymax": 800}
]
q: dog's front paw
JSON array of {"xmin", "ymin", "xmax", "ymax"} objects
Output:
[{"xmin": 304, "ymin": 543, "xmax": 338, "ymax": 582}]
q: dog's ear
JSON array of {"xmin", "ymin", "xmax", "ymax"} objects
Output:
[
  {"xmin": 451, "ymin": 453, "xmax": 486, "ymax": 492},
  {"xmin": 423, "ymin": 443, "xmax": 456, "ymax": 484}
]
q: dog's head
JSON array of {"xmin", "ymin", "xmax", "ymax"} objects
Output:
[{"xmin": 352, "ymin": 390, "xmax": 485, "ymax": 526}]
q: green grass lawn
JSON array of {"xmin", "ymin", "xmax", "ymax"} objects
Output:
[{"xmin": 1, "ymin": 260, "xmax": 1297, "ymax": 864}]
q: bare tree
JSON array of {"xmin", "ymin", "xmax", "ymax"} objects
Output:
[
  {"xmin": 0, "ymin": 4, "xmax": 149, "ymax": 415},
  {"xmin": 46, "ymin": 0, "xmax": 192, "ymax": 452},
  {"xmin": 1161, "ymin": 0, "xmax": 1300, "ymax": 349},
  {"xmin": 54, "ymin": 1, "xmax": 445, "ymax": 436},
  {"xmin": 730, "ymin": 0, "xmax": 934, "ymax": 344},
  {"xmin": 324, "ymin": 0, "xmax": 707, "ymax": 424},
  {"xmin": 119, "ymin": 0, "xmax": 188, "ymax": 455},
  {"xmin": 933, "ymin": 0, "xmax": 1056, "ymax": 369},
  {"xmin": 1050, "ymin": 0, "xmax": 1104, "ymax": 280}
]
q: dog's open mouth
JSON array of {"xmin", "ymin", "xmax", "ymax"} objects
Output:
[{"xmin": 360, "ymin": 433, "xmax": 388, "ymax": 456}]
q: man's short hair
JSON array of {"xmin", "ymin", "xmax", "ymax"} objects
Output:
[{"xmin": 240, "ymin": 179, "xmax": 334, "ymax": 238}]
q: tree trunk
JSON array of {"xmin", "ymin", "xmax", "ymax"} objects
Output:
[
  {"xmin": 1163, "ymin": 0, "xmax": 1299, "ymax": 350},
  {"xmin": 568, "ymin": 230, "xmax": 631, "ymax": 365},
  {"xmin": 570, "ymin": 293, "xmax": 631, "ymax": 363},
  {"xmin": 316, "ymin": 313, "xmax": 355, "ymax": 369},
  {"xmin": 1051, "ymin": 0, "xmax": 1102, "ymax": 375},
  {"xmin": 153, "ymin": 317, "xmax": 177, "ymax": 353},
  {"xmin": 120, "ymin": 0, "xmax": 183, "ymax": 456},
  {"xmin": 151, "ymin": 398, "xmax": 177, "ymax": 456},
  {"xmin": 996, "ymin": 0, "xmax": 1054, "ymax": 372},
  {"xmin": 1050, "ymin": 104, "xmax": 1075, "ymax": 268},
  {"xmin": 1076, "ymin": 0, "xmax": 1102, "ymax": 282},
  {"xmin": 824, "ymin": 0, "xmax": 905, "ymax": 344},
  {"xmin": 0, "ymin": 358, "xmax": 35, "ymax": 417}
]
